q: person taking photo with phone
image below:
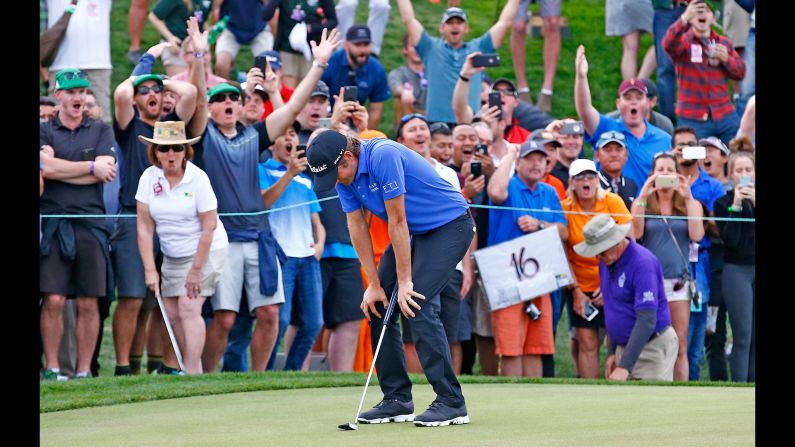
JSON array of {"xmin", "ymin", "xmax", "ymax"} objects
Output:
[
  {"xmin": 713, "ymin": 148, "xmax": 755, "ymax": 382},
  {"xmin": 630, "ymin": 152, "xmax": 704, "ymax": 381}
]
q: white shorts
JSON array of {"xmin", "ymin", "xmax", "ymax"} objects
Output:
[
  {"xmin": 215, "ymin": 27, "xmax": 274, "ymax": 60},
  {"xmin": 211, "ymin": 241, "xmax": 285, "ymax": 315},
  {"xmin": 663, "ymin": 278, "xmax": 690, "ymax": 303}
]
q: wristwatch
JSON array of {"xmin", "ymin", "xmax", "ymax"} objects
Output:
[{"xmin": 538, "ymin": 222, "xmax": 546, "ymax": 230}]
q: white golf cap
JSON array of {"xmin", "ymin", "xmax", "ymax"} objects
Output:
[{"xmin": 569, "ymin": 159, "xmax": 598, "ymax": 177}]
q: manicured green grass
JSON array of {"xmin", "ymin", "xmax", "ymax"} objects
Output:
[{"xmin": 41, "ymin": 383, "xmax": 754, "ymax": 446}]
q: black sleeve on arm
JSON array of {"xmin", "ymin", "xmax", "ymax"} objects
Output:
[
  {"xmin": 715, "ymin": 193, "xmax": 744, "ymax": 249},
  {"xmin": 262, "ymin": 0, "xmax": 280, "ymax": 22},
  {"xmin": 318, "ymin": 0, "xmax": 338, "ymax": 31},
  {"xmin": 617, "ymin": 309, "xmax": 657, "ymax": 371},
  {"xmin": 253, "ymin": 121, "xmax": 272, "ymax": 153}
]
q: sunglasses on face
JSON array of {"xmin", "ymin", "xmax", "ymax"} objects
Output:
[
  {"xmin": 61, "ymin": 71, "xmax": 88, "ymax": 81},
  {"xmin": 137, "ymin": 85, "xmax": 163, "ymax": 95},
  {"xmin": 209, "ymin": 92, "xmax": 241, "ymax": 103},
  {"xmin": 400, "ymin": 113, "xmax": 427, "ymax": 123},
  {"xmin": 156, "ymin": 144, "xmax": 186, "ymax": 153},
  {"xmin": 493, "ymin": 88, "xmax": 515, "ymax": 97},
  {"xmin": 573, "ymin": 172, "xmax": 597, "ymax": 181},
  {"xmin": 654, "ymin": 151, "xmax": 675, "ymax": 159}
]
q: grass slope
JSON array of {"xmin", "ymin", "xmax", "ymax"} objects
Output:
[{"xmin": 40, "ymin": 383, "xmax": 754, "ymax": 447}]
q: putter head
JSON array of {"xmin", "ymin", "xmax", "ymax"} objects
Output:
[{"xmin": 338, "ymin": 422, "xmax": 359, "ymax": 431}]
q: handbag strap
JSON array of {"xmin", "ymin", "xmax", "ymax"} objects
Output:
[{"xmin": 661, "ymin": 216, "xmax": 693, "ymax": 281}]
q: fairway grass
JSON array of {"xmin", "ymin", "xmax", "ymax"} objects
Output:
[{"xmin": 41, "ymin": 383, "xmax": 754, "ymax": 446}]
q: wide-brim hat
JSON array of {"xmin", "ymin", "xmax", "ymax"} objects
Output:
[
  {"xmin": 138, "ymin": 121, "xmax": 200, "ymax": 146},
  {"xmin": 573, "ymin": 214, "xmax": 632, "ymax": 258}
]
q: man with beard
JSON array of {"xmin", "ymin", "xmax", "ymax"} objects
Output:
[
  {"xmin": 109, "ymin": 69, "xmax": 197, "ymax": 376},
  {"xmin": 188, "ymin": 21, "xmax": 341, "ymax": 373},
  {"xmin": 396, "ymin": 1, "xmax": 520, "ymax": 125},
  {"xmin": 321, "ymin": 25, "xmax": 390, "ymax": 130},
  {"xmin": 574, "ymin": 45, "xmax": 671, "ymax": 187}
]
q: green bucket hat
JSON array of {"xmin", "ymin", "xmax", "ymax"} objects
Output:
[
  {"xmin": 207, "ymin": 83, "xmax": 241, "ymax": 101},
  {"xmin": 54, "ymin": 69, "xmax": 91, "ymax": 91},
  {"xmin": 132, "ymin": 74, "xmax": 164, "ymax": 88}
]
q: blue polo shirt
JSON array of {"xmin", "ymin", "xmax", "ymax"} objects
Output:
[
  {"xmin": 599, "ymin": 239, "xmax": 672, "ymax": 346},
  {"xmin": 487, "ymin": 176, "xmax": 566, "ymax": 246},
  {"xmin": 321, "ymin": 49, "xmax": 391, "ymax": 109},
  {"xmin": 336, "ymin": 138, "xmax": 468, "ymax": 234},
  {"xmin": 416, "ymin": 30, "xmax": 495, "ymax": 123},
  {"xmin": 586, "ymin": 114, "xmax": 671, "ymax": 187},
  {"xmin": 258, "ymin": 158, "xmax": 321, "ymax": 258},
  {"xmin": 690, "ymin": 166, "xmax": 725, "ymax": 213}
]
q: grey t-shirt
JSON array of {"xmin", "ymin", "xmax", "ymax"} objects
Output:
[
  {"xmin": 387, "ymin": 65, "xmax": 428, "ymax": 113},
  {"xmin": 640, "ymin": 216, "xmax": 690, "ymax": 278}
]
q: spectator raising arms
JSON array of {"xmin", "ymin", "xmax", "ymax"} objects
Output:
[
  {"xmin": 630, "ymin": 152, "xmax": 704, "ymax": 381},
  {"xmin": 135, "ymin": 121, "xmax": 229, "ymax": 374}
]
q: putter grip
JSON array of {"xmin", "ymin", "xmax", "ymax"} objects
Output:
[{"xmin": 382, "ymin": 289, "xmax": 399, "ymax": 324}]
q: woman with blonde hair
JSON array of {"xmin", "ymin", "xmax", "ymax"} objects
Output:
[
  {"xmin": 562, "ymin": 156, "xmax": 632, "ymax": 379},
  {"xmin": 630, "ymin": 152, "xmax": 704, "ymax": 381},
  {"xmin": 136, "ymin": 121, "xmax": 228, "ymax": 374}
]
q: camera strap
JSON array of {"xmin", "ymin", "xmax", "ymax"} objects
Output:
[{"xmin": 661, "ymin": 217, "xmax": 699, "ymax": 307}]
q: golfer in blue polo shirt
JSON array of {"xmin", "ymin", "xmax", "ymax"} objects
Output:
[{"xmin": 307, "ymin": 130, "xmax": 475, "ymax": 427}]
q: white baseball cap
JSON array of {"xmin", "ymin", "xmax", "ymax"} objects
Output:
[{"xmin": 569, "ymin": 159, "xmax": 598, "ymax": 178}]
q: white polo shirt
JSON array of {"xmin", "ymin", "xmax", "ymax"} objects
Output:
[{"xmin": 136, "ymin": 161, "xmax": 228, "ymax": 258}]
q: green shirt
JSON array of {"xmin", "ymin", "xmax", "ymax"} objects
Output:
[{"xmin": 152, "ymin": 0, "xmax": 211, "ymax": 40}]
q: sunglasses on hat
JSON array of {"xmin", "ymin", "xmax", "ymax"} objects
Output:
[
  {"xmin": 61, "ymin": 71, "xmax": 88, "ymax": 81},
  {"xmin": 400, "ymin": 113, "xmax": 427, "ymax": 123}
]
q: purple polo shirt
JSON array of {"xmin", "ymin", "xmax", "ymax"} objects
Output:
[{"xmin": 599, "ymin": 239, "xmax": 672, "ymax": 346}]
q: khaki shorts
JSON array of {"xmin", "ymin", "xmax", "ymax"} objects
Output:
[
  {"xmin": 279, "ymin": 51, "xmax": 313, "ymax": 80},
  {"xmin": 470, "ymin": 280, "xmax": 493, "ymax": 337},
  {"xmin": 615, "ymin": 325, "xmax": 678, "ymax": 381},
  {"xmin": 160, "ymin": 248, "xmax": 227, "ymax": 298},
  {"xmin": 211, "ymin": 241, "xmax": 285, "ymax": 315},
  {"xmin": 215, "ymin": 27, "xmax": 273, "ymax": 60},
  {"xmin": 663, "ymin": 278, "xmax": 690, "ymax": 303},
  {"xmin": 160, "ymin": 39, "xmax": 187, "ymax": 68}
]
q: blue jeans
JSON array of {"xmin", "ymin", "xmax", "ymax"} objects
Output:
[
  {"xmin": 267, "ymin": 256, "xmax": 323, "ymax": 371},
  {"xmin": 686, "ymin": 249, "xmax": 711, "ymax": 381},
  {"xmin": 678, "ymin": 113, "xmax": 740, "ymax": 147},
  {"xmin": 653, "ymin": 6, "xmax": 686, "ymax": 122},
  {"xmin": 551, "ymin": 289, "xmax": 563, "ymax": 338},
  {"xmin": 736, "ymin": 29, "xmax": 755, "ymax": 117}
]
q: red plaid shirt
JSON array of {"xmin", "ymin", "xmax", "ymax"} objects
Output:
[{"xmin": 662, "ymin": 19, "xmax": 746, "ymax": 121}]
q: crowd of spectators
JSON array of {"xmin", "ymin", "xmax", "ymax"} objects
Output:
[{"xmin": 39, "ymin": 0, "xmax": 755, "ymax": 383}]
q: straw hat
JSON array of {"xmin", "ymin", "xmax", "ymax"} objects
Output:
[{"xmin": 138, "ymin": 121, "xmax": 200, "ymax": 146}]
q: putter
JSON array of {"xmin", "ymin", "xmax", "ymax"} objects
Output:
[
  {"xmin": 338, "ymin": 288, "xmax": 400, "ymax": 431},
  {"xmin": 155, "ymin": 291, "xmax": 186, "ymax": 373}
]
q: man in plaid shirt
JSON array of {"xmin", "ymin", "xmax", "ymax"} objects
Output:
[{"xmin": 663, "ymin": 0, "xmax": 746, "ymax": 145}]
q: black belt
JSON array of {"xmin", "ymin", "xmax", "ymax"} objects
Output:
[{"xmin": 649, "ymin": 325, "xmax": 672, "ymax": 342}]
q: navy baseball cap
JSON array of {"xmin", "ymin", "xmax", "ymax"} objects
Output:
[
  {"xmin": 346, "ymin": 25, "xmax": 372, "ymax": 44},
  {"xmin": 520, "ymin": 139, "xmax": 546, "ymax": 158},
  {"xmin": 311, "ymin": 80, "xmax": 330, "ymax": 99},
  {"xmin": 307, "ymin": 130, "xmax": 348, "ymax": 192},
  {"xmin": 257, "ymin": 50, "xmax": 283, "ymax": 70}
]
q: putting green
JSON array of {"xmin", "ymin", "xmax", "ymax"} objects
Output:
[{"xmin": 41, "ymin": 383, "xmax": 753, "ymax": 446}]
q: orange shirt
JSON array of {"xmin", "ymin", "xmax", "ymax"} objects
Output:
[
  {"xmin": 562, "ymin": 192, "xmax": 632, "ymax": 292},
  {"xmin": 542, "ymin": 174, "xmax": 566, "ymax": 201}
]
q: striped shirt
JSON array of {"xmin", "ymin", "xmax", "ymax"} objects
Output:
[{"xmin": 662, "ymin": 19, "xmax": 745, "ymax": 121}]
